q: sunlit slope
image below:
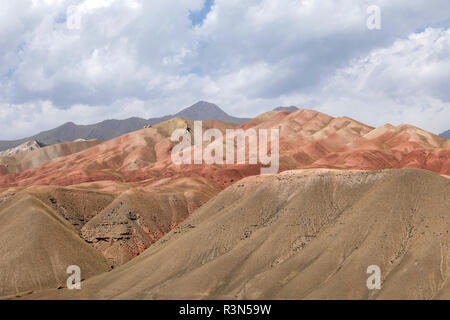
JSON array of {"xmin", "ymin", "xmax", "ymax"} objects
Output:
[
  {"xmin": 30, "ymin": 168, "xmax": 449, "ymax": 299},
  {"xmin": 0, "ymin": 192, "xmax": 111, "ymax": 297}
]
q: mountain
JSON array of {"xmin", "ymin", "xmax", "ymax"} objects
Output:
[
  {"xmin": 306, "ymin": 123, "xmax": 450, "ymax": 172},
  {"xmin": 0, "ymin": 118, "xmax": 150, "ymax": 152},
  {"xmin": 21, "ymin": 169, "xmax": 450, "ymax": 300},
  {"xmin": 0, "ymin": 140, "xmax": 42, "ymax": 157},
  {"xmin": 441, "ymin": 130, "xmax": 450, "ymax": 139},
  {"xmin": 0, "ymin": 109, "xmax": 379, "ymax": 189},
  {"xmin": 175, "ymin": 101, "xmax": 250, "ymax": 123},
  {"xmin": 1, "ymin": 108, "xmax": 449, "ymax": 299},
  {"xmin": 0, "ymin": 118, "xmax": 250, "ymax": 270},
  {"xmin": 0, "ymin": 102, "xmax": 250, "ymax": 152},
  {"xmin": 0, "ymin": 139, "xmax": 101, "ymax": 174},
  {"xmin": 274, "ymin": 106, "xmax": 298, "ymax": 111},
  {"xmin": 144, "ymin": 101, "xmax": 250, "ymax": 131}
]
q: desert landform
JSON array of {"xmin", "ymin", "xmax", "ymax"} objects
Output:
[{"xmin": 0, "ymin": 102, "xmax": 448, "ymax": 299}]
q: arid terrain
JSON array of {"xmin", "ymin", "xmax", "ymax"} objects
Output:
[
  {"xmin": 20, "ymin": 169, "xmax": 450, "ymax": 300},
  {"xmin": 0, "ymin": 106, "xmax": 449, "ymax": 299}
]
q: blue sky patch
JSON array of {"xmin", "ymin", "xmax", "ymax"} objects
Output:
[
  {"xmin": 189, "ymin": 0, "xmax": 214, "ymax": 27},
  {"xmin": 54, "ymin": 13, "xmax": 67, "ymax": 24}
]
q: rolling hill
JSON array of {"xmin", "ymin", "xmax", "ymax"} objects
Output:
[
  {"xmin": 0, "ymin": 190, "xmax": 111, "ymax": 297},
  {"xmin": 20, "ymin": 169, "xmax": 450, "ymax": 299}
]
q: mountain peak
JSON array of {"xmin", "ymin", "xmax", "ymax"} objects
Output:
[
  {"xmin": 174, "ymin": 101, "xmax": 249, "ymax": 124},
  {"xmin": 182, "ymin": 101, "xmax": 224, "ymax": 113},
  {"xmin": 274, "ymin": 106, "xmax": 298, "ymax": 112},
  {"xmin": 440, "ymin": 129, "xmax": 450, "ymax": 139},
  {"xmin": 62, "ymin": 121, "xmax": 76, "ymax": 127}
]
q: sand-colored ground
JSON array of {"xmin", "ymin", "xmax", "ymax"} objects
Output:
[
  {"xmin": 0, "ymin": 191, "xmax": 111, "ymax": 297},
  {"xmin": 18, "ymin": 169, "xmax": 450, "ymax": 300}
]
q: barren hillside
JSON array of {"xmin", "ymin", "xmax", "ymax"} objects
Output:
[{"xmin": 20, "ymin": 169, "xmax": 450, "ymax": 300}]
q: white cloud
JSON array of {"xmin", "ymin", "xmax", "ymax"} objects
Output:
[
  {"xmin": 316, "ymin": 28, "xmax": 450, "ymax": 132},
  {"xmin": 0, "ymin": 0, "xmax": 449, "ymax": 140}
]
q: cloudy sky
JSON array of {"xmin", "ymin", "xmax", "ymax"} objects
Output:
[{"xmin": 0, "ymin": 0, "xmax": 449, "ymax": 140}]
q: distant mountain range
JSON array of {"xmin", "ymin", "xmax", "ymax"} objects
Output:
[
  {"xmin": 3, "ymin": 99, "xmax": 443, "ymax": 153},
  {"xmin": 0, "ymin": 101, "xmax": 251, "ymax": 152}
]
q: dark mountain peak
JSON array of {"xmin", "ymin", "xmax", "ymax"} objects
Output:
[
  {"xmin": 174, "ymin": 101, "xmax": 249, "ymax": 124},
  {"xmin": 274, "ymin": 106, "xmax": 298, "ymax": 112},
  {"xmin": 177, "ymin": 101, "xmax": 227, "ymax": 117},
  {"xmin": 61, "ymin": 121, "xmax": 76, "ymax": 127},
  {"xmin": 192, "ymin": 100, "xmax": 219, "ymax": 106},
  {"xmin": 440, "ymin": 130, "xmax": 450, "ymax": 139}
]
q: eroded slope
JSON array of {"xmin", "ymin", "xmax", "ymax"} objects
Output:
[{"xmin": 25, "ymin": 169, "xmax": 449, "ymax": 299}]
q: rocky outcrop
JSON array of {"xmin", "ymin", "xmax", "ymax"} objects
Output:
[{"xmin": 0, "ymin": 140, "xmax": 41, "ymax": 157}]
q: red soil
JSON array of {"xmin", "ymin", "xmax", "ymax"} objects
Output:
[{"xmin": 0, "ymin": 109, "xmax": 448, "ymax": 188}]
